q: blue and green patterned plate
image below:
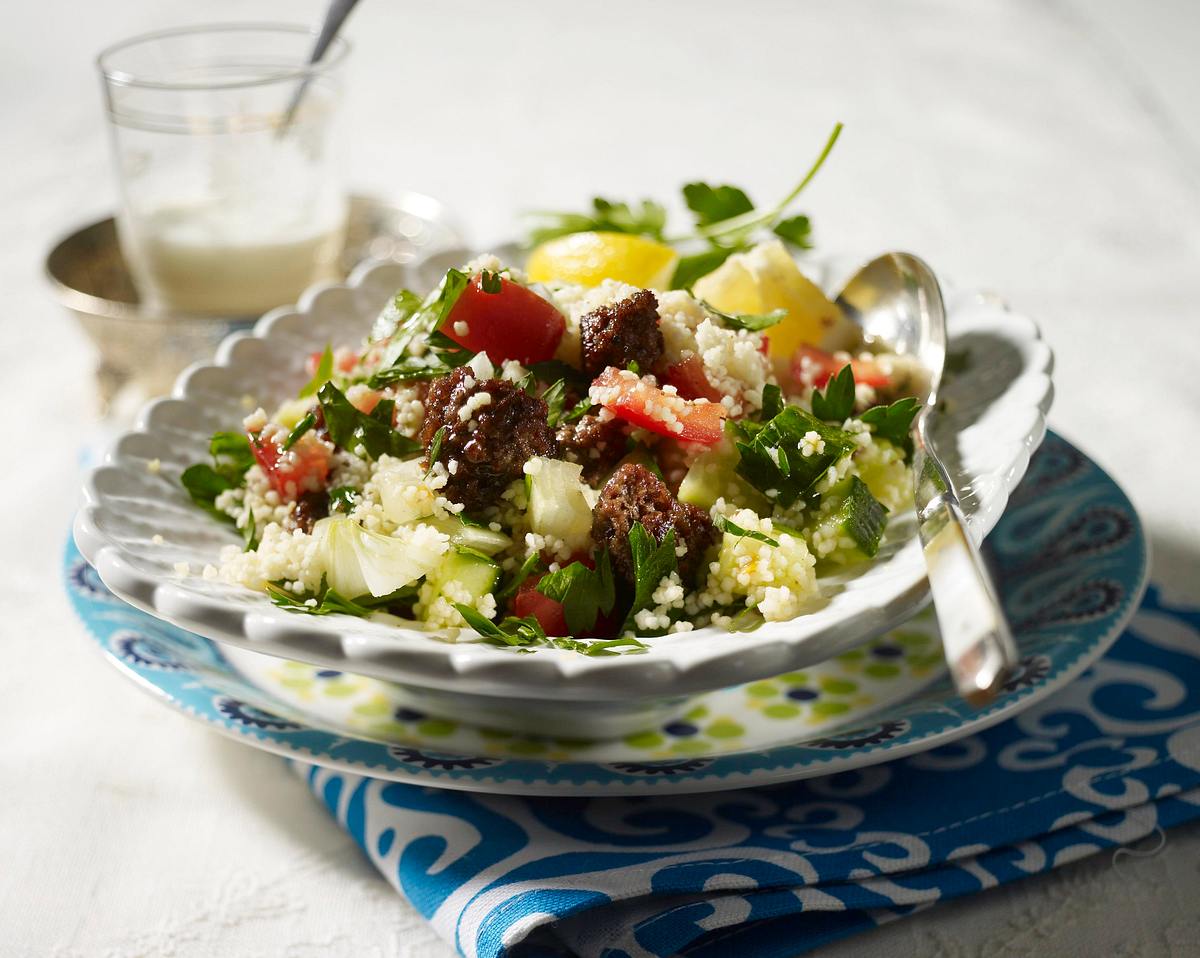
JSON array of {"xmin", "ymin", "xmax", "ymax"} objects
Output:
[{"xmin": 65, "ymin": 432, "xmax": 1147, "ymax": 795}]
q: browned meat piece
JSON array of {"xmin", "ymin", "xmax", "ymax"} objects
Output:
[
  {"xmin": 421, "ymin": 367, "xmax": 557, "ymax": 511},
  {"xmin": 557, "ymin": 413, "xmax": 629, "ymax": 484},
  {"xmin": 291, "ymin": 489, "xmax": 329, "ymax": 533},
  {"xmin": 580, "ymin": 290, "xmax": 664, "ymax": 377},
  {"xmin": 592, "ymin": 463, "xmax": 717, "ymax": 585}
]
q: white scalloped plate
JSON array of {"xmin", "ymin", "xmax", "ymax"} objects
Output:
[{"xmin": 74, "ymin": 250, "xmax": 1053, "ymax": 704}]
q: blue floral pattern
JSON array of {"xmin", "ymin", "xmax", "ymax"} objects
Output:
[{"xmin": 294, "ymin": 585, "xmax": 1200, "ymax": 958}]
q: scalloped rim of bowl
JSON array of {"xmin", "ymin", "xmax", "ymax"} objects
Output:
[{"xmin": 73, "ymin": 249, "xmax": 1053, "ymax": 702}]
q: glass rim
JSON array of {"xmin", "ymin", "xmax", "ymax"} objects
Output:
[{"xmin": 96, "ymin": 22, "xmax": 350, "ymax": 92}]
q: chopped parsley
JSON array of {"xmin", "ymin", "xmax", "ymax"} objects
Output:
[
  {"xmin": 180, "ymin": 431, "xmax": 255, "ymax": 522},
  {"xmin": 267, "ymin": 576, "xmax": 418, "ymax": 616},
  {"xmin": 368, "ymin": 329, "xmax": 473, "ymax": 387},
  {"xmin": 327, "ymin": 486, "xmax": 360, "ymax": 514},
  {"xmin": 317, "ymin": 382, "xmax": 421, "ymax": 460},
  {"xmin": 479, "ymin": 269, "xmax": 503, "ymax": 293},
  {"xmin": 281, "ymin": 412, "xmax": 316, "ymax": 451},
  {"xmin": 811, "ymin": 364, "xmax": 856, "ymax": 422},
  {"xmin": 424, "ymin": 426, "xmax": 447, "ymax": 478},
  {"xmin": 541, "ymin": 379, "xmax": 569, "ymax": 428},
  {"xmin": 682, "ymin": 182, "xmax": 755, "ymax": 226},
  {"xmin": 495, "ymin": 552, "xmax": 545, "ymax": 605},
  {"xmin": 701, "ymin": 300, "xmax": 788, "ymax": 332},
  {"xmin": 716, "ymin": 515, "xmax": 779, "ymax": 548},
  {"xmin": 535, "ymin": 552, "xmax": 616, "ymax": 634},
  {"xmin": 299, "ymin": 345, "xmax": 334, "ymax": 398},
  {"xmin": 732, "ymin": 406, "xmax": 855, "ymax": 508},
  {"xmin": 453, "ymin": 604, "xmax": 645, "ymax": 655},
  {"xmin": 772, "ymin": 214, "xmax": 813, "ymax": 249},
  {"xmin": 368, "ymin": 268, "xmax": 472, "ymax": 383},
  {"xmin": 621, "ymin": 522, "xmax": 681, "ymax": 635},
  {"xmin": 861, "ymin": 396, "xmax": 921, "ymax": 455}
]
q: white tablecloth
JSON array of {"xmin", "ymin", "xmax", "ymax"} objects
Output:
[{"xmin": 4, "ymin": 1, "xmax": 1199, "ymax": 955}]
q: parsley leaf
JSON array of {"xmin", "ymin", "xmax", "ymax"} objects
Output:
[
  {"xmin": 541, "ymin": 379, "xmax": 569, "ymax": 428},
  {"xmin": 811, "ymin": 364, "xmax": 856, "ymax": 422},
  {"xmin": 299, "ymin": 345, "xmax": 334, "ymax": 398},
  {"xmin": 373, "ymin": 268, "xmax": 471, "ymax": 372},
  {"xmin": 861, "ymin": 396, "xmax": 921, "ymax": 455},
  {"xmin": 760, "ymin": 383, "xmax": 784, "ymax": 421},
  {"xmin": 267, "ymin": 576, "xmax": 418, "ymax": 616},
  {"xmin": 525, "ymin": 197, "xmax": 667, "ymax": 245},
  {"xmin": 328, "ymin": 486, "xmax": 360, "ymax": 514},
  {"xmin": 369, "ymin": 289, "xmax": 424, "ymax": 343},
  {"xmin": 209, "ymin": 432, "xmax": 255, "ymax": 481},
  {"xmin": 453, "ymin": 605, "xmax": 549, "ymax": 647},
  {"xmin": 536, "ymin": 552, "xmax": 616, "ymax": 634},
  {"xmin": 180, "ymin": 432, "xmax": 254, "ymax": 522},
  {"xmin": 282, "ymin": 412, "xmax": 316, "ymax": 451},
  {"xmin": 670, "ymin": 245, "xmax": 739, "ymax": 290},
  {"xmin": 479, "ymin": 269, "xmax": 503, "ymax": 293},
  {"xmin": 425, "ymin": 425, "xmax": 447, "ymax": 478},
  {"xmin": 682, "ymin": 183, "xmax": 755, "ymax": 227},
  {"xmin": 622, "ymin": 522, "xmax": 680, "ymax": 635},
  {"xmin": 495, "ymin": 552, "xmax": 545, "ymax": 605},
  {"xmin": 317, "ymin": 382, "xmax": 421, "ymax": 460},
  {"xmin": 733, "ymin": 406, "xmax": 856, "ymax": 507},
  {"xmin": 772, "ymin": 214, "xmax": 813, "ymax": 249},
  {"xmin": 716, "ymin": 515, "xmax": 779, "ymax": 547},
  {"xmin": 368, "ymin": 329, "xmax": 473, "ymax": 387},
  {"xmin": 701, "ymin": 300, "xmax": 787, "ymax": 332}
]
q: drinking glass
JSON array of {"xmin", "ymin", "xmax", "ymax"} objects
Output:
[{"xmin": 97, "ymin": 24, "xmax": 350, "ymax": 316}]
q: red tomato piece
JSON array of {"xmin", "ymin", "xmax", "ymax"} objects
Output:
[
  {"xmin": 663, "ymin": 355, "xmax": 723, "ymax": 403},
  {"xmin": 249, "ymin": 431, "xmax": 330, "ymax": 500},
  {"xmin": 513, "ymin": 579, "xmax": 569, "ymax": 637},
  {"xmin": 442, "ymin": 274, "xmax": 565, "ymax": 365},
  {"xmin": 591, "ymin": 367, "xmax": 727, "ymax": 445},
  {"xmin": 790, "ymin": 345, "xmax": 891, "ymax": 390}
]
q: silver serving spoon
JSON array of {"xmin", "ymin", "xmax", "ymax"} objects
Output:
[
  {"xmin": 277, "ymin": 0, "xmax": 361, "ymax": 137},
  {"xmin": 835, "ymin": 252, "xmax": 1018, "ymax": 706}
]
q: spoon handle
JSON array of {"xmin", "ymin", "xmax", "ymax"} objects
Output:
[
  {"xmin": 278, "ymin": 0, "xmax": 361, "ymax": 136},
  {"xmin": 912, "ymin": 436, "xmax": 1018, "ymax": 706}
]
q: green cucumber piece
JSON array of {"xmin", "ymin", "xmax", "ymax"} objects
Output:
[
  {"xmin": 427, "ymin": 546, "xmax": 500, "ymax": 602},
  {"xmin": 828, "ymin": 476, "xmax": 888, "ymax": 559}
]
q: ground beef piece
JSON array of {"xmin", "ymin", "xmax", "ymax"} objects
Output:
[
  {"xmin": 580, "ymin": 290, "xmax": 664, "ymax": 377},
  {"xmin": 421, "ymin": 367, "xmax": 557, "ymax": 511},
  {"xmin": 591, "ymin": 463, "xmax": 717, "ymax": 585},
  {"xmin": 557, "ymin": 414, "xmax": 629, "ymax": 484},
  {"xmin": 291, "ymin": 489, "xmax": 329, "ymax": 534}
]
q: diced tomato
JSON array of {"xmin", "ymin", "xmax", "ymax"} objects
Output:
[
  {"xmin": 249, "ymin": 431, "xmax": 331, "ymax": 500},
  {"xmin": 513, "ymin": 578, "xmax": 569, "ymax": 637},
  {"xmin": 790, "ymin": 345, "xmax": 891, "ymax": 390},
  {"xmin": 442, "ymin": 274, "xmax": 565, "ymax": 365},
  {"xmin": 349, "ymin": 388, "xmax": 381, "ymax": 415},
  {"xmin": 663, "ymin": 355, "xmax": 723, "ymax": 403},
  {"xmin": 513, "ymin": 571, "xmax": 623, "ymax": 638},
  {"xmin": 592, "ymin": 367, "xmax": 727, "ymax": 445}
]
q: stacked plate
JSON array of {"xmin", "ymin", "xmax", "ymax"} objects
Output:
[{"xmin": 69, "ymin": 249, "xmax": 1148, "ymax": 795}]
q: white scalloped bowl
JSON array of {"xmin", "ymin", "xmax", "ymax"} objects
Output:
[{"xmin": 74, "ymin": 250, "xmax": 1052, "ymax": 735}]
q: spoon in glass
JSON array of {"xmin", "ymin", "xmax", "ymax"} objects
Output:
[
  {"xmin": 835, "ymin": 252, "xmax": 1018, "ymax": 706},
  {"xmin": 278, "ymin": 0, "xmax": 361, "ymax": 137}
]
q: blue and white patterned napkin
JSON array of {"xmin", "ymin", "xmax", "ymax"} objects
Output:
[{"xmin": 298, "ymin": 586, "xmax": 1200, "ymax": 958}]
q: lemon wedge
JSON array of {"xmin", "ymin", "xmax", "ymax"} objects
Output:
[
  {"xmin": 692, "ymin": 240, "xmax": 854, "ymax": 357},
  {"xmin": 526, "ymin": 232, "xmax": 679, "ymax": 288}
]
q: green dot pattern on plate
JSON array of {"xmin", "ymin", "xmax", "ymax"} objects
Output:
[{"xmin": 244, "ymin": 613, "xmax": 944, "ymax": 763}]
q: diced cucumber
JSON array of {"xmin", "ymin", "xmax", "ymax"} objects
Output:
[
  {"xmin": 525, "ymin": 457, "xmax": 593, "ymax": 552},
  {"xmin": 426, "ymin": 546, "xmax": 500, "ymax": 603},
  {"xmin": 428, "ymin": 516, "xmax": 512, "ymax": 556},
  {"xmin": 809, "ymin": 476, "xmax": 888, "ymax": 563},
  {"xmin": 679, "ymin": 437, "xmax": 770, "ymax": 513},
  {"xmin": 273, "ymin": 396, "xmax": 317, "ymax": 430}
]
